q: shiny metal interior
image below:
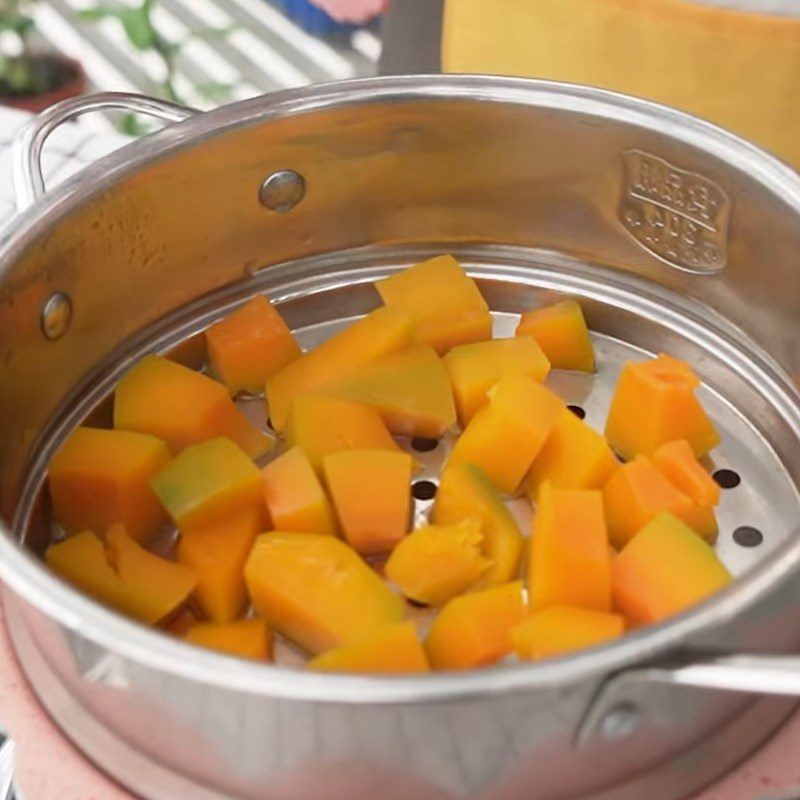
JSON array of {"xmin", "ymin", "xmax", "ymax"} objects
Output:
[{"xmin": 2, "ymin": 78, "xmax": 800, "ymax": 800}]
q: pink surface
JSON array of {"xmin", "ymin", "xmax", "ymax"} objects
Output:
[
  {"xmin": 1, "ymin": 595, "xmax": 799, "ymax": 800},
  {"xmin": 305, "ymin": 0, "xmax": 388, "ymax": 23}
]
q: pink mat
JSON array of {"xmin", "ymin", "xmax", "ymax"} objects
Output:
[{"xmin": 1, "ymin": 598, "xmax": 798, "ymax": 800}]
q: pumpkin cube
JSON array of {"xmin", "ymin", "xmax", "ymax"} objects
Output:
[
  {"xmin": 529, "ymin": 484, "xmax": 611, "ymax": 611},
  {"xmin": 185, "ymin": 618, "xmax": 272, "ymax": 660},
  {"xmin": 425, "ymin": 581, "xmax": 526, "ymax": 670},
  {"xmin": 48, "ymin": 426, "xmax": 170, "ymax": 543},
  {"xmin": 603, "ymin": 456, "xmax": 718, "ymax": 548},
  {"xmin": 653, "ymin": 440, "xmax": 721, "ymax": 508},
  {"xmin": 205, "ymin": 296, "xmax": 300, "ymax": 395},
  {"xmin": 512, "ymin": 606, "xmax": 624, "ymax": 660},
  {"xmin": 266, "ymin": 306, "xmax": 412, "ymax": 432},
  {"xmin": 323, "ymin": 449, "xmax": 413, "ymax": 555},
  {"xmin": 262, "ymin": 447, "xmax": 337, "ymax": 535},
  {"xmin": 434, "ymin": 463, "xmax": 523, "ymax": 586},
  {"xmin": 46, "ymin": 526, "xmax": 197, "ymax": 625},
  {"xmin": 516, "ymin": 300, "xmax": 595, "ymax": 372},
  {"xmin": 612, "ymin": 512, "xmax": 732, "ymax": 625},
  {"xmin": 244, "ymin": 532, "xmax": 404, "ymax": 654},
  {"xmin": 327, "ymin": 345, "xmax": 456, "ymax": 438},
  {"xmin": 605, "ymin": 354, "xmax": 720, "ymax": 461},
  {"xmin": 177, "ymin": 508, "xmax": 263, "ymax": 623},
  {"xmin": 114, "ymin": 355, "xmax": 274, "ymax": 458},
  {"xmin": 526, "ymin": 408, "xmax": 619, "ymax": 500},
  {"xmin": 309, "ymin": 621, "xmax": 430, "ymax": 673},
  {"xmin": 446, "ymin": 372, "xmax": 563, "ymax": 494},
  {"xmin": 286, "ymin": 395, "xmax": 400, "ymax": 473},
  {"xmin": 385, "ymin": 518, "xmax": 492, "ymax": 605},
  {"xmin": 375, "ymin": 255, "xmax": 492, "ymax": 354},
  {"xmin": 443, "ymin": 336, "xmax": 551, "ymax": 425},
  {"xmin": 151, "ymin": 437, "xmax": 264, "ymax": 530}
]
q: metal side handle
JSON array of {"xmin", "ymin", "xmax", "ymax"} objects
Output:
[
  {"xmin": 576, "ymin": 652, "xmax": 800, "ymax": 749},
  {"xmin": 12, "ymin": 91, "xmax": 196, "ymax": 212}
]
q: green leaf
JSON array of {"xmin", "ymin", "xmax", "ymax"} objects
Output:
[
  {"xmin": 194, "ymin": 81, "xmax": 234, "ymax": 102},
  {"xmin": 77, "ymin": 7, "xmax": 126, "ymax": 22},
  {"xmin": 119, "ymin": 112, "xmax": 149, "ymax": 136},
  {"xmin": 0, "ymin": 11, "xmax": 34, "ymax": 36},
  {"xmin": 120, "ymin": 9, "xmax": 157, "ymax": 50},
  {"xmin": 187, "ymin": 25, "xmax": 239, "ymax": 41}
]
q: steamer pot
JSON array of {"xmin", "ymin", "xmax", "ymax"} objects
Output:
[{"xmin": 2, "ymin": 77, "xmax": 800, "ymax": 800}]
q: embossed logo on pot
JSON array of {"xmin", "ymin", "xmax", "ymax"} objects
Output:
[{"xmin": 620, "ymin": 150, "xmax": 730, "ymax": 273}]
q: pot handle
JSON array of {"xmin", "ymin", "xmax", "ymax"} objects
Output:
[
  {"xmin": 575, "ymin": 652, "xmax": 800, "ymax": 749},
  {"xmin": 12, "ymin": 91, "xmax": 196, "ymax": 212}
]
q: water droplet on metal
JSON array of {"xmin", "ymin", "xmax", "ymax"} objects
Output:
[
  {"xmin": 41, "ymin": 292, "xmax": 72, "ymax": 340},
  {"xmin": 259, "ymin": 170, "xmax": 306, "ymax": 213},
  {"xmin": 598, "ymin": 703, "xmax": 641, "ymax": 741}
]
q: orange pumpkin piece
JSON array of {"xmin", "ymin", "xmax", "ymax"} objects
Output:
[
  {"xmin": 286, "ymin": 395, "xmax": 400, "ymax": 474},
  {"xmin": 244, "ymin": 532, "xmax": 404, "ymax": 655},
  {"xmin": 446, "ymin": 372, "xmax": 563, "ymax": 494},
  {"xmin": 515, "ymin": 300, "xmax": 595, "ymax": 372},
  {"xmin": 266, "ymin": 306, "xmax": 413, "ymax": 432},
  {"xmin": 114, "ymin": 355, "xmax": 274, "ymax": 458},
  {"xmin": 262, "ymin": 447, "xmax": 337, "ymax": 535},
  {"xmin": 612, "ymin": 512, "xmax": 732, "ymax": 626},
  {"xmin": 605, "ymin": 354, "xmax": 720, "ymax": 461},
  {"xmin": 603, "ymin": 456, "xmax": 718, "ymax": 549},
  {"xmin": 653, "ymin": 440, "xmax": 721, "ymax": 508},
  {"xmin": 177, "ymin": 508, "xmax": 263, "ymax": 623},
  {"xmin": 511, "ymin": 606, "xmax": 624, "ymax": 660},
  {"xmin": 185, "ymin": 618, "xmax": 272, "ymax": 660},
  {"xmin": 375, "ymin": 255, "xmax": 492, "ymax": 354},
  {"xmin": 205, "ymin": 296, "xmax": 300, "ymax": 395},
  {"xmin": 526, "ymin": 408, "xmax": 619, "ymax": 500},
  {"xmin": 434, "ymin": 463, "xmax": 523, "ymax": 587},
  {"xmin": 323, "ymin": 449, "xmax": 413, "ymax": 555},
  {"xmin": 48, "ymin": 426, "xmax": 170, "ymax": 543},
  {"xmin": 385, "ymin": 518, "xmax": 492, "ymax": 605},
  {"xmin": 528, "ymin": 484, "xmax": 611, "ymax": 612},
  {"xmin": 326, "ymin": 345, "xmax": 456, "ymax": 438},
  {"xmin": 309, "ymin": 621, "xmax": 430, "ymax": 673},
  {"xmin": 443, "ymin": 336, "xmax": 551, "ymax": 425},
  {"xmin": 425, "ymin": 581, "xmax": 526, "ymax": 670},
  {"xmin": 151, "ymin": 437, "xmax": 264, "ymax": 530}
]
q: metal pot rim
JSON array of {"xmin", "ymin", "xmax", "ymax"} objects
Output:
[{"xmin": 3, "ymin": 74, "xmax": 800, "ymax": 703}]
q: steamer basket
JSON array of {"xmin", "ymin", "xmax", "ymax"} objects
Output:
[{"xmin": 1, "ymin": 77, "xmax": 800, "ymax": 800}]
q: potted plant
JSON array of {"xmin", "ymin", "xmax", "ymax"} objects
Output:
[{"xmin": 0, "ymin": 0, "xmax": 87, "ymax": 112}]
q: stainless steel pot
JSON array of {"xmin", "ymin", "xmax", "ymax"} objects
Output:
[{"xmin": 2, "ymin": 76, "xmax": 800, "ymax": 800}]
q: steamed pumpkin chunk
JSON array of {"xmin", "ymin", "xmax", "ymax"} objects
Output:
[
  {"xmin": 310, "ymin": 622, "xmax": 430, "ymax": 674},
  {"xmin": 262, "ymin": 446, "xmax": 337, "ymax": 535},
  {"xmin": 48, "ymin": 426, "xmax": 170, "ymax": 543},
  {"xmin": 114, "ymin": 354, "xmax": 274, "ymax": 458},
  {"xmin": 375, "ymin": 255, "xmax": 492, "ymax": 353},
  {"xmin": 516, "ymin": 300, "xmax": 595, "ymax": 372},
  {"xmin": 326, "ymin": 345, "xmax": 456, "ymax": 438},
  {"xmin": 603, "ymin": 456, "xmax": 718, "ymax": 548},
  {"xmin": 266, "ymin": 306, "xmax": 413, "ymax": 433},
  {"xmin": 385, "ymin": 519, "xmax": 491, "ymax": 605},
  {"xmin": 177, "ymin": 508, "xmax": 262, "ymax": 623},
  {"xmin": 151, "ymin": 437, "xmax": 264, "ymax": 530},
  {"xmin": 528, "ymin": 485, "xmax": 611, "ymax": 612},
  {"xmin": 323, "ymin": 449, "xmax": 413, "ymax": 555},
  {"xmin": 653, "ymin": 439, "xmax": 721, "ymax": 508},
  {"xmin": 185, "ymin": 618, "xmax": 272, "ymax": 660},
  {"xmin": 244, "ymin": 532, "xmax": 404, "ymax": 655},
  {"xmin": 605, "ymin": 354, "xmax": 720, "ymax": 460},
  {"xmin": 425, "ymin": 581, "xmax": 526, "ymax": 670},
  {"xmin": 512, "ymin": 606, "xmax": 624, "ymax": 660},
  {"xmin": 443, "ymin": 336, "xmax": 551, "ymax": 425},
  {"xmin": 205, "ymin": 295, "xmax": 300, "ymax": 395},
  {"xmin": 434, "ymin": 463, "xmax": 523, "ymax": 586},
  {"xmin": 286, "ymin": 395, "xmax": 400, "ymax": 473},
  {"xmin": 46, "ymin": 526, "xmax": 197, "ymax": 625},
  {"xmin": 612, "ymin": 513, "xmax": 732, "ymax": 625},
  {"xmin": 526, "ymin": 408, "xmax": 618, "ymax": 500},
  {"xmin": 446, "ymin": 372, "xmax": 563, "ymax": 494}
]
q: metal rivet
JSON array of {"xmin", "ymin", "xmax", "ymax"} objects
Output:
[
  {"xmin": 259, "ymin": 170, "xmax": 305, "ymax": 213},
  {"xmin": 41, "ymin": 292, "xmax": 72, "ymax": 340},
  {"xmin": 598, "ymin": 702, "xmax": 641, "ymax": 741}
]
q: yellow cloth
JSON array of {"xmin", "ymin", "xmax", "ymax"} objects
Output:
[{"xmin": 442, "ymin": 0, "xmax": 800, "ymax": 166}]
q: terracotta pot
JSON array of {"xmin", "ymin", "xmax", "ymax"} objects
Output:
[{"xmin": 0, "ymin": 56, "xmax": 87, "ymax": 114}]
